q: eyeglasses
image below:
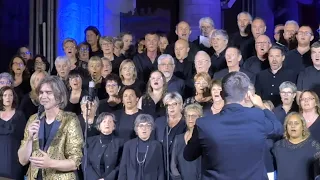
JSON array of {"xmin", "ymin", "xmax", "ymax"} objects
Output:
[
  {"xmin": 80, "ymin": 48, "xmax": 89, "ymax": 52},
  {"xmin": 195, "ymin": 81, "xmax": 208, "ymax": 86},
  {"xmin": 166, "ymin": 102, "xmax": 179, "ymax": 107},
  {"xmin": 185, "ymin": 114, "xmax": 200, "ymax": 119},
  {"xmin": 20, "ymin": 51, "xmax": 31, "ymax": 55},
  {"xmin": 0, "ymin": 81, "xmax": 11, "ymax": 85},
  {"xmin": 287, "ymin": 121, "xmax": 300, "ymax": 126},
  {"xmin": 159, "ymin": 64, "xmax": 174, "ymax": 67},
  {"xmin": 300, "ymin": 97, "xmax": 315, "ymax": 102},
  {"xmin": 297, "ymin": 31, "xmax": 313, "ymax": 36},
  {"xmin": 137, "ymin": 123, "xmax": 152, "ymax": 129},
  {"xmin": 35, "ymin": 62, "xmax": 44, "ymax": 66},
  {"xmin": 106, "ymin": 83, "xmax": 118, "ymax": 87},
  {"xmin": 280, "ymin": 91, "xmax": 294, "ymax": 96},
  {"xmin": 13, "ymin": 62, "xmax": 25, "ymax": 67}
]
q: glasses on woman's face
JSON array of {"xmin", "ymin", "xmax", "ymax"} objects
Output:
[
  {"xmin": 13, "ymin": 62, "xmax": 25, "ymax": 67},
  {"xmin": 106, "ymin": 83, "xmax": 118, "ymax": 88},
  {"xmin": 166, "ymin": 102, "xmax": 179, "ymax": 108},
  {"xmin": 0, "ymin": 80, "xmax": 11, "ymax": 86},
  {"xmin": 185, "ymin": 114, "xmax": 200, "ymax": 120},
  {"xmin": 280, "ymin": 91, "xmax": 293, "ymax": 96},
  {"xmin": 80, "ymin": 48, "xmax": 89, "ymax": 52},
  {"xmin": 137, "ymin": 123, "xmax": 152, "ymax": 130},
  {"xmin": 300, "ymin": 97, "xmax": 315, "ymax": 102}
]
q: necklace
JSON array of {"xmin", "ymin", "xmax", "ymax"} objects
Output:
[{"xmin": 136, "ymin": 145, "xmax": 149, "ymax": 164}]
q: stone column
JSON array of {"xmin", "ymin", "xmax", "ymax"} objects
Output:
[{"xmin": 179, "ymin": 0, "xmax": 221, "ymax": 41}]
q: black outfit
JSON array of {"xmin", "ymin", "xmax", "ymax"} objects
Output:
[
  {"xmin": 284, "ymin": 49, "xmax": 312, "ymax": 73},
  {"xmin": 192, "ymin": 37, "xmax": 215, "ymax": 56},
  {"xmin": 110, "ymin": 55, "xmax": 125, "ymax": 76},
  {"xmin": 229, "ymin": 32, "xmax": 255, "ymax": 60},
  {"xmin": 114, "ymin": 109, "xmax": 143, "ymax": 142},
  {"xmin": 173, "ymin": 58, "xmax": 194, "ymax": 81},
  {"xmin": 140, "ymin": 95, "xmax": 166, "ymax": 118},
  {"xmin": 210, "ymin": 48, "xmax": 227, "ymax": 74},
  {"xmin": 273, "ymin": 103, "xmax": 299, "ymax": 124},
  {"xmin": 154, "ymin": 116, "xmax": 186, "ymax": 172},
  {"xmin": 78, "ymin": 115, "xmax": 100, "ymax": 137},
  {"xmin": 98, "ymin": 99, "xmax": 122, "ymax": 114},
  {"xmin": 213, "ymin": 68, "xmax": 256, "ymax": 83},
  {"xmin": 167, "ymin": 76, "xmax": 185, "ymax": 98},
  {"xmin": 170, "ymin": 134, "xmax": 201, "ymax": 180},
  {"xmin": 183, "ymin": 96, "xmax": 212, "ymax": 113},
  {"xmin": 18, "ymin": 93, "xmax": 39, "ymax": 120},
  {"xmin": 121, "ymin": 79, "xmax": 146, "ymax": 94},
  {"xmin": 243, "ymin": 56, "xmax": 270, "ymax": 75},
  {"xmin": 255, "ymin": 68, "xmax": 297, "ymax": 107},
  {"xmin": 14, "ymin": 78, "xmax": 31, "ymax": 102},
  {"xmin": 133, "ymin": 52, "xmax": 159, "ymax": 83},
  {"xmin": 85, "ymin": 134, "xmax": 124, "ymax": 180},
  {"xmin": 309, "ymin": 116, "xmax": 320, "ymax": 143},
  {"xmin": 90, "ymin": 49, "xmax": 104, "ymax": 58},
  {"xmin": 297, "ymin": 66, "xmax": 320, "ymax": 98},
  {"xmin": 65, "ymin": 90, "xmax": 88, "ymax": 115},
  {"xmin": 164, "ymin": 41, "xmax": 200, "ymax": 62},
  {"xmin": 273, "ymin": 137, "xmax": 320, "ymax": 180},
  {"xmin": 0, "ymin": 111, "xmax": 26, "ymax": 180},
  {"xmin": 118, "ymin": 138, "xmax": 165, "ymax": 180}
]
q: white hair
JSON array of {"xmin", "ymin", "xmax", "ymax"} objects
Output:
[
  {"xmin": 157, "ymin": 54, "xmax": 175, "ymax": 65},
  {"xmin": 285, "ymin": 20, "xmax": 299, "ymax": 29},
  {"xmin": 54, "ymin": 56, "xmax": 71, "ymax": 67},
  {"xmin": 199, "ymin": 17, "xmax": 214, "ymax": 29},
  {"xmin": 237, "ymin": 12, "xmax": 252, "ymax": 22}
]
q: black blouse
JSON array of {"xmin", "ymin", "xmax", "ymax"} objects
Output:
[
  {"xmin": 273, "ymin": 137, "xmax": 320, "ymax": 180},
  {"xmin": 78, "ymin": 115, "xmax": 99, "ymax": 137},
  {"xmin": 141, "ymin": 95, "xmax": 166, "ymax": 118}
]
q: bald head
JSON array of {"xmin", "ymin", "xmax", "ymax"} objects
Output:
[
  {"xmin": 195, "ymin": 51, "xmax": 211, "ymax": 73},
  {"xmin": 176, "ymin": 21, "xmax": 191, "ymax": 41},
  {"xmin": 175, "ymin": 39, "xmax": 190, "ymax": 60},
  {"xmin": 255, "ymin": 35, "xmax": 272, "ymax": 57}
]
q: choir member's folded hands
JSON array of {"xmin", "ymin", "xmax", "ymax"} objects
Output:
[{"xmin": 248, "ymin": 91, "xmax": 266, "ymax": 110}]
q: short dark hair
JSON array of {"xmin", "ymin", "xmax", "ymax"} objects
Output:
[
  {"xmin": 120, "ymin": 86, "xmax": 141, "ymax": 99},
  {"xmin": 269, "ymin": 45, "xmax": 285, "ymax": 56},
  {"xmin": 226, "ymin": 46, "xmax": 241, "ymax": 55},
  {"xmin": 105, "ymin": 74, "xmax": 121, "ymax": 86},
  {"xmin": 0, "ymin": 86, "xmax": 19, "ymax": 110},
  {"xmin": 222, "ymin": 72, "xmax": 250, "ymax": 103},
  {"xmin": 34, "ymin": 54, "xmax": 50, "ymax": 72}
]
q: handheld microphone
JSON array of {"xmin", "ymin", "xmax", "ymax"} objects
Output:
[
  {"xmin": 88, "ymin": 81, "xmax": 95, "ymax": 101},
  {"xmin": 37, "ymin": 105, "xmax": 45, "ymax": 120}
]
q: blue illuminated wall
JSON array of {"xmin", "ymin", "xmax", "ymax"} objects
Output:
[{"xmin": 56, "ymin": 0, "xmax": 108, "ymax": 56}]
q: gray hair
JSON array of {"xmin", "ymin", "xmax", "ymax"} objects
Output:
[
  {"xmin": 195, "ymin": 51, "xmax": 211, "ymax": 61},
  {"xmin": 285, "ymin": 20, "xmax": 299, "ymax": 29},
  {"xmin": 36, "ymin": 76, "xmax": 68, "ymax": 109},
  {"xmin": 210, "ymin": 29, "xmax": 229, "ymax": 40},
  {"xmin": 95, "ymin": 112, "xmax": 116, "ymax": 130},
  {"xmin": 134, "ymin": 114, "xmax": 155, "ymax": 131},
  {"xmin": 237, "ymin": 12, "xmax": 252, "ymax": 22},
  {"xmin": 184, "ymin": 103, "xmax": 203, "ymax": 117},
  {"xmin": 279, "ymin": 81, "xmax": 297, "ymax": 93},
  {"xmin": 54, "ymin": 56, "xmax": 71, "ymax": 67},
  {"xmin": 80, "ymin": 95, "xmax": 99, "ymax": 108},
  {"xmin": 248, "ymin": 82, "xmax": 255, "ymax": 94},
  {"xmin": 222, "ymin": 72, "xmax": 250, "ymax": 103},
  {"xmin": 157, "ymin": 54, "xmax": 175, "ymax": 66},
  {"xmin": 163, "ymin": 92, "xmax": 183, "ymax": 105},
  {"xmin": 199, "ymin": 17, "xmax": 214, "ymax": 29},
  {"xmin": 0, "ymin": 72, "xmax": 14, "ymax": 87}
]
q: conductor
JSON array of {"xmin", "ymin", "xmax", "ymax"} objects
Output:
[{"xmin": 183, "ymin": 72, "xmax": 283, "ymax": 180}]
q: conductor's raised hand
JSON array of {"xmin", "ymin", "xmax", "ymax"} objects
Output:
[{"xmin": 248, "ymin": 91, "xmax": 265, "ymax": 109}]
